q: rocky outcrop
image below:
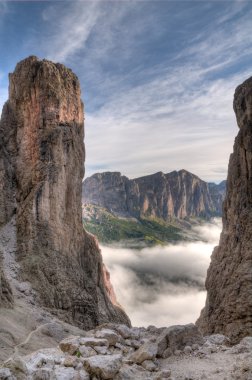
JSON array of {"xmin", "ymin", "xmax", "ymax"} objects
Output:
[
  {"xmin": 82, "ymin": 170, "xmax": 226, "ymax": 220},
  {"xmin": 197, "ymin": 77, "xmax": 252, "ymax": 343},
  {"xmin": 0, "ymin": 56, "xmax": 130, "ymax": 329}
]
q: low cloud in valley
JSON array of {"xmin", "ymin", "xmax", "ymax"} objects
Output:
[{"xmin": 101, "ymin": 219, "xmax": 222, "ymax": 327}]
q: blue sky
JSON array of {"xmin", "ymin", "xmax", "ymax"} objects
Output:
[{"xmin": 0, "ymin": 1, "xmax": 252, "ymax": 182}]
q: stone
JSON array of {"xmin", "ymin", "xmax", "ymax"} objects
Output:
[
  {"xmin": 80, "ymin": 337, "xmax": 109, "ymax": 348},
  {"xmin": 0, "ymin": 55, "xmax": 130, "ymax": 330},
  {"xmin": 156, "ymin": 324, "xmax": 203, "ymax": 357},
  {"xmin": 95, "ymin": 329, "xmax": 119, "ymax": 346},
  {"xmin": 53, "ymin": 367, "xmax": 90, "ymax": 380},
  {"xmin": 115, "ymin": 325, "xmax": 133, "ymax": 339},
  {"xmin": 79, "ymin": 346, "xmax": 97, "ymax": 358},
  {"xmin": 205, "ymin": 334, "xmax": 229, "ymax": 346},
  {"xmin": 31, "ymin": 368, "xmax": 51, "ymax": 380},
  {"xmin": 3, "ymin": 357, "xmax": 28, "ymax": 379},
  {"xmin": 141, "ymin": 360, "xmax": 157, "ymax": 371},
  {"xmin": 0, "ymin": 368, "xmax": 16, "ymax": 380},
  {"xmin": 93, "ymin": 346, "xmax": 108, "ymax": 355},
  {"xmin": 192, "ymin": 344, "xmax": 199, "ymax": 351},
  {"xmin": 197, "ymin": 76, "xmax": 252, "ymax": 343},
  {"xmin": 59, "ymin": 336, "xmax": 80, "ymax": 355},
  {"xmin": 184, "ymin": 346, "xmax": 192, "ymax": 354},
  {"xmin": 158, "ymin": 369, "xmax": 171, "ymax": 379},
  {"xmin": 83, "ymin": 354, "xmax": 122, "ymax": 379},
  {"xmin": 63, "ymin": 356, "xmax": 79, "ymax": 368},
  {"xmin": 115, "ymin": 364, "xmax": 154, "ymax": 380},
  {"xmin": 130, "ymin": 343, "xmax": 158, "ymax": 364}
]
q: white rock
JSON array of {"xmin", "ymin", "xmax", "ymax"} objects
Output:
[
  {"xmin": 80, "ymin": 337, "xmax": 109, "ymax": 348},
  {"xmin": 83, "ymin": 354, "xmax": 122, "ymax": 379},
  {"xmin": 53, "ymin": 367, "xmax": 90, "ymax": 380},
  {"xmin": 0, "ymin": 368, "xmax": 16, "ymax": 380},
  {"xmin": 95, "ymin": 329, "xmax": 119, "ymax": 346},
  {"xmin": 156, "ymin": 324, "xmax": 203, "ymax": 357},
  {"xmin": 31, "ymin": 368, "xmax": 51, "ymax": 380},
  {"xmin": 3, "ymin": 357, "xmax": 28, "ymax": 377},
  {"xmin": 115, "ymin": 325, "xmax": 138, "ymax": 339},
  {"xmin": 192, "ymin": 344, "xmax": 199, "ymax": 351},
  {"xmin": 79, "ymin": 346, "xmax": 97, "ymax": 358},
  {"xmin": 130, "ymin": 343, "xmax": 158, "ymax": 364},
  {"xmin": 115, "ymin": 364, "xmax": 154, "ymax": 380},
  {"xmin": 184, "ymin": 346, "xmax": 192, "ymax": 354},
  {"xmin": 205, "ymin": 334, "xmax": 229, "ymax": 345},
  {"xmin": 141, "ymin": 360, "xmax": 157, "ymax": 371},
  {"xmin": 94, "ymin": 346, "xmax": 108, "ymax": 355},
  {"xmin": 59, "ymin": 336, "xmax": 80, "ymax": 355}
]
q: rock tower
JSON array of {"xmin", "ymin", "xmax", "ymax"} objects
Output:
[
  {"xmin": 197, "ymin": 77, "xmax": 252, "ymax": 342},
  {"xmin": 0, "ymin": 56, "xmax": 130, "ymax": 328}
]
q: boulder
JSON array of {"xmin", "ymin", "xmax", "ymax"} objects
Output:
[
  {"xmin": 130, "ymin": 343, "xmax": 158, "ymax": 364},
  {"xmin": 156, "ymin": 324, "xmax": 203, "ymax": 357},
  {"xmin": 95, "ymin": 329, "xmax": 119, "ymax": 346},
  {"xmin": 59, "ymin": 336, "xmax": 80, "ymax": 355},
  {"xmin": 83, "ymin": 354, "xmax": 122, "ymax": 379},
  {"xmin": 80, "ymin": 337, "xmax": 109, "ymax": 348}
]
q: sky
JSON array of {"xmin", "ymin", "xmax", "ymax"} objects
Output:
[
  {"xmin": 0, "ymin": 1, "xmax": 252, "ymax": 182},
  {"xmin": 102, "ymin": 218, "xmax": 222, "ymax": 326}
]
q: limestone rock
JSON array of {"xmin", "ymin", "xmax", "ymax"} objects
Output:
[
  {"xmin": 83, "ymin": 354, "xmax": 122, "ymax": 379},
  {"xmin": 79, "ymin": 337, "xmax": 109, "ymax": 348},
  {"xmin": 156, "ymin": 323, "xmax": 203, "ymax": 357},
  {"xmin": 3, "ymin": 357, "xmax": 28, "ymax": 379},
  {"xmin": 59, "ymin": 336, "xmax": 80, "ymax": 355},
  {"xmin": 79, "ymin": 345, "xmax": 97, "ymax": 358},
  {"xmin": 0, "ymin": 368, "xmax": 16, "ymax": 380},
  {"xmin": 0, "ymin": 56, "xmax": 130, "ymax": 329},
  {"xmin": 197, "ymin": 76, "xmax": 252, "ymax": 343},
  {"xmin": 95, "ymin": 329, "xmax": 119, "ymax": 346},
  {"xmin": 130, "ymin": 342, "xmax": 158, "ymax": 364}
]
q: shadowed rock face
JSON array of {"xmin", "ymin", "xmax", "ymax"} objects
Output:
[
  {"xmin": 0, "ymin": 56, "xmax": 130, "ymax": 328},
  {"xmin": 197, "ymin": 77, "xmax": 252, "ymax": 343},
  {"xmin": 82, "ymin": 170, "xmax": 225, "ymax": 220}
]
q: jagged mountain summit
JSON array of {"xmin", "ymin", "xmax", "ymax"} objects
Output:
[
  {"xmin": 197, "ymin": 76, "xmax": 252, "ymax": 343},
  {"xmin": 82, "ymin": 170, "xmax": 226, "ymax": 220},
  {"xmin": 0, "ymin": 56, "xmax": 130, "ymax": 329}
]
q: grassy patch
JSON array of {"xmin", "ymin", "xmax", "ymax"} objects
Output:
[{"xmin": 83, "ymin": 205, "xmax": 184, "ymax": 246}]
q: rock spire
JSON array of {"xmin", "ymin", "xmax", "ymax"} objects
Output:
[
  {"xmin": 197, "ymin": 77, "xmax": 252, "ymax": 342},
  {"xmin": 0, "ymin": 56, "xmax": 130, "ymax": 328}
]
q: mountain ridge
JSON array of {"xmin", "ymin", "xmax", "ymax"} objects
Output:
[{"xmin": 82, "ymin": 169, "xmax": 226, "ymax": 221}]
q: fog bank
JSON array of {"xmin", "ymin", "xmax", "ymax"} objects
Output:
[{"xmin": 101, "ymin": 218, "xmax": 222, "ymax": 327}]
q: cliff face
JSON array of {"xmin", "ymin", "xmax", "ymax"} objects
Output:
[
  {"xmin": 197, "ymin": 77, "xmax": 252, "ymax": 343},
  {"xmin": 0, "ymin": 56, "xmax": 130, "ymax": 328},
  {"xmin": 82, "ymin": 170, "xmax": 225, "ymax": 220}
]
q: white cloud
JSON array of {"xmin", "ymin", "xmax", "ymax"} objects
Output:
[
  {"xmin": 101, "ymin": 219, "xmax": 222, "ymax": 327},
  {"xmin": 40, "ymin": 2, "xmax": 101, "ymax": 62},
  {"xmin": 85, "ymin": 69, "xmax": 250, "ymax": 181}
]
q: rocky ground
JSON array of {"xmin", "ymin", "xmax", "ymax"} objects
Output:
[{"xmin": 0, "ymin": 323, "xmax": 251, "ymax": 380}]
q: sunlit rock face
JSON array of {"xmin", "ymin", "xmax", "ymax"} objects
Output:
[
  {"xmin": 83, "ymin": 170, "xmax": 225, "ymax": 219},
  {"xmin": 197, "ymin": 77, "xmax": 252, "ymax": 343},
  {"xmin": 0, "ymin": 56, "xmax": 130, "ymax": 328}
]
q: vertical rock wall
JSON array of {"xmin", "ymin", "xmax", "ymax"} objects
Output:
[
  {"xmin": 197, "ymin": 77, "xmax": 252, "ymax": 342},
  {"xmin": 0, "ymin": 56, "xmax": 130, "ymax": 328}
]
